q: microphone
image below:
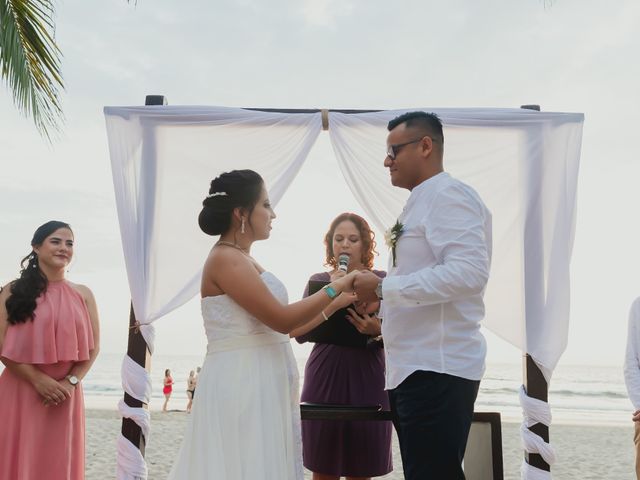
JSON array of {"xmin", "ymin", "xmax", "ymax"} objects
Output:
[{"xmin": 338, "ymin": 254, "xmax": 350, "ymax": 273}]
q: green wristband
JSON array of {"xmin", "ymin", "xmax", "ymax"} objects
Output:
[{"xmin": 322, "ymin": 285, "xmax": 339, "ymax": 299}]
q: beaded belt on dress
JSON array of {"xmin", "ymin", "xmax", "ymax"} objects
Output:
[{"xmin": 206, "ymin": 332, "xmax": 288, "ymax": 354}]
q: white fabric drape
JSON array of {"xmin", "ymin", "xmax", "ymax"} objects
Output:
[
  {"xmin": 104, "ymin": 105, "xmax": 583, "ymax": 480},
  {"xmin": 104, "ymin": 106, "xmax": 322, "ymax": 479},
  {"xmin": 328, "ymin": 108, "xmax": 583, "ymax": 381}
]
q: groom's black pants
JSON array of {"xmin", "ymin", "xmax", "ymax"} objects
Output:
[{"xmin": 389, "ymin": 370, "xmax": 480, "ymax": 480}]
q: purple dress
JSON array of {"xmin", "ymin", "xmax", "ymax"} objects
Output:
[{"xmin": 297, "ymin": 271, "xmax": 392, "ymax": 477}]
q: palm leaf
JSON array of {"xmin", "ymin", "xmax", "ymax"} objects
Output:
[{"xmin": 0, "ymin": 0, "xmax": 63, "ymax": 139}]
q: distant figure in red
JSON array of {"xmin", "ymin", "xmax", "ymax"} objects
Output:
[
  {"xmin": 163, "ymin": 368, "xmax": 174, "ymax": 412},
  {"xmin": 0, "ymin": 220, "xmax": 101, "ymax": 480}
]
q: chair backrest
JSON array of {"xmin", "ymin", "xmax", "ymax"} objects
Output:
[
  {"xmin": 300, "ymin": 405, "xmax": 504, "ymax": 480},
  {"xmin": 464, "ymin": 412, "xmax": 504, "ymax": 480}
]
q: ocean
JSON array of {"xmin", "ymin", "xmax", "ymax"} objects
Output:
[{"xmin": 81, "ymin": 352, "xmax": 632, "ymax": 426}]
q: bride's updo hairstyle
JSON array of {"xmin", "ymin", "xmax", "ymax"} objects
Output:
[{"xmin": 198, "ymin": 169, "xmax": 264, "ymax": 236}]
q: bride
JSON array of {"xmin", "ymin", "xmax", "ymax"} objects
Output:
[{"xmin": 168, "ymin": 170, "xmax": 357, "ymax": 480}]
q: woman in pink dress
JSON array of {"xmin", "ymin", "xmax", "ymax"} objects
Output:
[
  {"xmin": 162, "ymin": 368, "xmax": 174, "ymax": 412},
  {"xmin": 0, "ymin": 220, "xmax": 100, "ymax": 480}
]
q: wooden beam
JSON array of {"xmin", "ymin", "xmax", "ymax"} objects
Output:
[
  {"xmin": 523, "ymin": 354, "xmax": 550, "ymax": 471},
  {"xmin": 120, "ymin": 303, "xmax": 151, "ymax": 455},
  {"xmin": 520, "ymin": 101, "xmax": 550, "ymax": 472},
  {"xmin": 120, "ymin": 94, "xmax": 165, "ymax": 456}
]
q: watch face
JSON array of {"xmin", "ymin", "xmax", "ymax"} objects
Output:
[{"xmin": 68, "ymin": 375, "xmax": 79, "ymax": 385}]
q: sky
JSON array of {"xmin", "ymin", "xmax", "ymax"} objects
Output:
[{"xmin": 1, "ymin": 0, "xmax": 639, "ymax": 369}]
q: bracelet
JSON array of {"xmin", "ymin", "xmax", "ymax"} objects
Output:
[
  {"xmin": 321, "ymin": 310, "xmax": 329, "ymax": 321},
  {"xmin": 322, "ymin": 284, "xmax": 339, "ymax": 299}
]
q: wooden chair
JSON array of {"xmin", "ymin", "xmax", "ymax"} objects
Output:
[{"xmin": 300, "ymin": 404, "xmax": 504, "ymax": 480}]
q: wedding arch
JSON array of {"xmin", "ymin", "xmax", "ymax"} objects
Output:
[{"xmin": 104, "ymin": 100, "xmax": 584, "ymax": 480}]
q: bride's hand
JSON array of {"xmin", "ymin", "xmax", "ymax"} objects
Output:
[
  {"xmin": 332, "ymin": 292, "xmax": 357, "ymax": 310},
  {"xmin": 333, "ymin": 270, "xmax": 359, "ymax": 293}
]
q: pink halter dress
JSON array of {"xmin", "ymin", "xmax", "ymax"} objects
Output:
[{"xmin": 0, "ymin": 280, "xmax": 94, "ymax": 480}]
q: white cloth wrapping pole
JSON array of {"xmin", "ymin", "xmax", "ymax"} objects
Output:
[
  {"xmin": 519, "ymin": 385, "xmax": 556, "ymax": 479},
  {"xmin": 116, "ymin": 435, "xmax": 147, "ymax": 480},
  {"xmin": 121, "ymin": 353, "xmax": 153, "ymax": 404},
  {"xmin": 521, "ymin": 461, "xmax": 552, "ymax": 480},
  {"xmin": 117, "ymin": 354, "xmax": 153, "ymax": 479},
  {"xmin": 118, "ymin": 399, "xmax": 151, "ymax": 440}
]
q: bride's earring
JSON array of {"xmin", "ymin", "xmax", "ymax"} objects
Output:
[{"xmin": 241, "ymin": 218, "xmax": 246, "ymax": 234}]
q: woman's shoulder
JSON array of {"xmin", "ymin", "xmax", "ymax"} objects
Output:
[
  {"xmin": 0, "ymin": 282, "xmax": 13, "ymax": 300},
  {"xmin": 66, "ymin": 281, "xmax": 96, "ymax": 304},
  {"xmin": 308, "ymin": 271, "xmax": 331, "ymax": 281}
]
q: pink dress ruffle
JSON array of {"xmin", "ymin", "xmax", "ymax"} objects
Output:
[
  {"xmin": 2, "ymin": 280, "xmax": 94, "ymax": 364},
  {"xmin": 0, "ymin": 280, "xmax": 94, "ymax": 480}
]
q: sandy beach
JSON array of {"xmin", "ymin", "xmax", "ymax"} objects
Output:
[{"xmin": 86, "ymin": 408, "xmax": 636, "ymax": 479}]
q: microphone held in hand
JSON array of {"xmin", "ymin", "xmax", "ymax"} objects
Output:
[{"xmin": 338, "ymin": 254, "xmax": 350, "ymax": 273}]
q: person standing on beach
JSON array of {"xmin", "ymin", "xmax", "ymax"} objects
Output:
[
  {"xmin": 353, "ymin": 112, "xmax": 492, "ymax": 480},
  {"xmin": 0, "ymin": 221, "xmax": 101, "ymax": 480},
  {"xmin": 624, "ymin": 297, "xmax": 640, "ymax": 478},
  {"xmin": 192, "ymin": 365, "xmax": 200, "ymax": 399},
  {"xmin": 162, "ymin": 368, "xmax": 174, "ymax": 412},
  {"xmin": 186, "ymin": 370, "xmax": 196, "ymax": 413},
  {"xmin": 167, "ymin": 169, "xmax": 358, "ymax": 480}
]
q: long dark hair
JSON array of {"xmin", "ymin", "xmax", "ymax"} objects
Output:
[{"xmin": 5, "ymin": 221, "xmax": 73, "ymax": 325}]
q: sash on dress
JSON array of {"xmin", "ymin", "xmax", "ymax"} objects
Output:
[{"xmin": 206, "ymin": 332, "xmax": 288, "ymax": 355}]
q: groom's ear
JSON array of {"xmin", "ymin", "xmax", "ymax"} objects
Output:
[{"xmin": 419, "ymin": 135, "xmax": 434, "ymax": 158}]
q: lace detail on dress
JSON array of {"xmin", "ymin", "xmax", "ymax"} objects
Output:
[{"xmin": 201, "ymin": 272, "xmax": 289, "ymax": 344}]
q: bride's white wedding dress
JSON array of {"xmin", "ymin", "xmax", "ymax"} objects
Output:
[{"xmin": 168, "ymin": 272, "xmax": 303, "ymax": 479}]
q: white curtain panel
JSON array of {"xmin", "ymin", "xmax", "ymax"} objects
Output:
[
  {"xmin": 328, "ymin": 108, "xmax": 584, "ymax": 381},
  {"xmin": 104, "ymin": 106, "xmax": 322, "ymax": 329}
]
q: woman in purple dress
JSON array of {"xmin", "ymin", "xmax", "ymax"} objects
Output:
[{"xmin": 292, "ymin": 213, "xmax": 392, "ymax": 480}]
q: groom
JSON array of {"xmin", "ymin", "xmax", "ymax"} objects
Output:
[{"xmin": 353, "ymin": 111, "xmax": 492, "ymax": 479}]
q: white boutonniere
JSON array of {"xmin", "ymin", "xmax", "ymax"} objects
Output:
[{"xmin": 384, "ymin": 220, "xmax": 404, "ymax": 267}]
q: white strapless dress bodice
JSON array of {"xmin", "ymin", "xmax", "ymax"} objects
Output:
[{"xmin": 168, "ymin": 272, "xmax": 303, "ymax": 480}]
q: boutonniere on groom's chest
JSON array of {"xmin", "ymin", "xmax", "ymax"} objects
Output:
[{"xmin": 384, "ymin": 219, "xmax": 404, "ymax": 267}]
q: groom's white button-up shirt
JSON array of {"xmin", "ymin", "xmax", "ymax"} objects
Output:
[{"xmin": 381, "ymin": 172, "xmax": 492, "ymax": 390}]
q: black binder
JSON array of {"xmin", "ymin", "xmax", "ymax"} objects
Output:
[{"xmin": 303, "ymin": 280, "xmax": 371, "ymax": 348}]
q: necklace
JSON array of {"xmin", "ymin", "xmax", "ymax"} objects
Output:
[{"xmin": 215, "ymin": 240, "xmax": 251, "ymax": 255}]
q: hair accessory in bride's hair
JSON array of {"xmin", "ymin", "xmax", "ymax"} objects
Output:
[{"xmin": 207, "ymin": 191, "xmax": 228, "ymax": 198}]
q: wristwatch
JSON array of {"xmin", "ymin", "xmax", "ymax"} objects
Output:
[
  {"xmin": 66, "ymin": 374, "xmax": 79, "ymax": 387},
  {"xmin": 375, "ymin": 281, "xmax": 383, "ymax": 300}
]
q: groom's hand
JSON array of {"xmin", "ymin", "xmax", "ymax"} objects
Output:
[{"xmin": 353, "ymin": 271, "xmax": 380, "ymax": 303}]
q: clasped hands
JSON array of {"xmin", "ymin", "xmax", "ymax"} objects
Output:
[
  {"xmin": 34, "ymin": 374, "xmax": 74, "ymax": 407},
  {"xmin": 330, "ymin": 270, "xmax": 383, "ymax": 337}
]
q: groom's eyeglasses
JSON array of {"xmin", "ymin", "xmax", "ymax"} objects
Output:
[{"xmin": 386, "ymin": 137, "xmax": 426, "ymax": 160}]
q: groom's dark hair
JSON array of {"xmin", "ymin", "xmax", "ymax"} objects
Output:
[
  {"xmin": 387, "ymin": 111, "xmax": 444, "ymax": 145},
  {"xmin": 198, "ymin": 169, "xmax": 264, "ymax": 236}
]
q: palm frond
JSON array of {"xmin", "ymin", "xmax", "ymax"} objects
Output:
[{"xmin": 0, "ymin": 0, "xmax": 63, "ymax": 139}]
